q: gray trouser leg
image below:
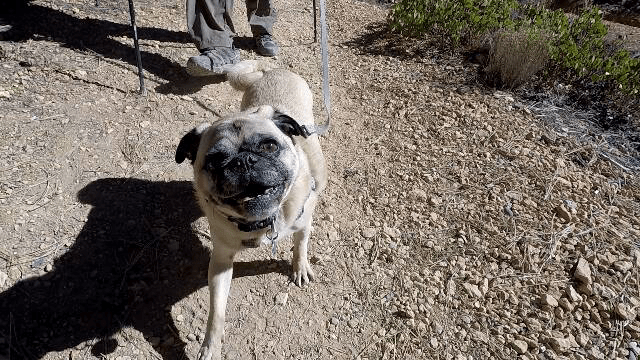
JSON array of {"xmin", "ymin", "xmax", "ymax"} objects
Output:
[
  {"xmin": 245, "ymin": 0, "xmax": 277, "ymax": 36},
  {"xmin": 186, "ymin": 0, "xmax": 235, "ymax": 50}
]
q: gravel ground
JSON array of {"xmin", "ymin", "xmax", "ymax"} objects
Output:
[{"xmin": 1, "ymin": 0, "xmax": 640, "ymax": 359}]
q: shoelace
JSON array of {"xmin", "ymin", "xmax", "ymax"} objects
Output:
[{"xmin": 258, "ymin": 35, "xmax": 275, "ymax": 45}]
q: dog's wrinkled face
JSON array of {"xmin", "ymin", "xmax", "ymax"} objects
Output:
[{"xmin": 176, "ymin": 105, "xmax": 308, "ymax": 221}]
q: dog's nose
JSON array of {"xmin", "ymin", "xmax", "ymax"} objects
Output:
[
  {"xmin": 232, "ymin": 153, "xmax": 258, "ymax": 170},
  {"xmin": 246, "ymin": 154, "xmax": 258, "ymax": 165}
]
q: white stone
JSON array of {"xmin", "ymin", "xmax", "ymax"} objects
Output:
[
  {"xmin": 510, "ymin": 339, "xmax": 528, "ymax": 354},
  {"xmin": 573, "ymin": 257, "xmax": 592, "ymax": 285},
  {"xmin": 274, "ymin": 292, "xmax": 288, "ymax": 305}
]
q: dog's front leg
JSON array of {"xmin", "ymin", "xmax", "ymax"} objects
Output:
[
  {"xmin": 292, "ymin": 226, "xmax": 315, "ymax": 287},
  {"xmin": 197, "ymin": 245, "xmax": 235, "ymax": 360}
]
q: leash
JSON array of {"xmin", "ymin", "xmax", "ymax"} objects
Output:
[
  {"xmin": 127, "ymin": 0, "xmax": 146, "ymax": 95},
  {"xmin": 313, "ymin": 0, "xmax": 331, "ymax": 136}
]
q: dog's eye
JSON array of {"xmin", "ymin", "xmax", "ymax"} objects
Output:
[{"xmin": 258, "ymin": 140, "xmax": 279, "ymax": 153}]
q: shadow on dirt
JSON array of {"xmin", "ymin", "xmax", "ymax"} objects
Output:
[
  {"xmin": 343, "ymin": 22, "xmax": 403, "ymax": 57},
  {"xmin": 343, "ymin": 21, "xmax": 457, "ymax": 63},
  {"xmin": 0, "ymin": 0, "xmax": 233, "ymax": 93},
  {"xmin": 154, "ymin": 36, "xmax": 257, "ymax": 95},
  {"xmin": 2, "ymin": 0, "xmax": 189, "ymax": 82},
  {"xmin": 0, "ymin": 177, "xmax": 289, "ymax": 359}
]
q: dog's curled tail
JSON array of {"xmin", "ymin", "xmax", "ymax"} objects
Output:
[{"xmin": 226, "ymin": 60, "xmax": 274, "ymax": 91}]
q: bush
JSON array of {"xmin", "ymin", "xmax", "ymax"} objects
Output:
[
  {"xmin": 389, "ymin": 0, "xmax": 640, "ymax": 94},
  {"xmin": 389, "ymin": 0, "xmax": 520, "ymax": 45},
  {"xmin": 485, "ymin": 28, "xmax": 550, "ymax": 88}
]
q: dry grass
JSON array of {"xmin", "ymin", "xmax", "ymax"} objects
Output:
[{"xmin": 485, "ymin": 29, "xmax": 550, "ymax": 89}]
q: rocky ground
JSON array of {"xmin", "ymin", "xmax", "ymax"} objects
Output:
[{"xmin": 1, "ymin": 0, "xmax": 640, "ymax": 359}]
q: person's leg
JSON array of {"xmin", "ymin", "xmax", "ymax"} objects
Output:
[
  {"xmin": 186, "ymin": 0, "xmax": 241, "ymax": 75},
  {"xmin": 245, "ymin": 0, "xmax": 279, "ymax": 56}
]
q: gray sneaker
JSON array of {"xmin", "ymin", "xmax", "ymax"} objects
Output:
[
  {"xmin": 255, "ymin": 34, "xmax": 279, "ymax": 57},
  {"xmin": 186, "ymin": 47, "xmax": 241, "ymax": 77}
]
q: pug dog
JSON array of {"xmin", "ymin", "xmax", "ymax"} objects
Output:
[{"xmin": 175, "ymin": 60, "xmax": 327, "ymax": 360}]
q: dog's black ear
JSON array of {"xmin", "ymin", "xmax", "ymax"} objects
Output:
[
  {"xmin": 176, "ymin": 124, "xmax": 209, "ymax": 164},
  {"xmin": 272, "ymin": 112, "xmax": 310, "ymax": 138}
]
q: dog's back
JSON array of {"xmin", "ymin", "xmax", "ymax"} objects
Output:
[{"xmin": 226, "ymin": 60, "xmax": 274, "ymax": 92}]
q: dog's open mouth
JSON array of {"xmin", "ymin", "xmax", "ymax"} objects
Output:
[
  {"xmin": 222, "ymin": 183, "xmax": 285, "ymax": 206},
  {"xmin": 237, "ymin": 185, "xmax": 280, "ymax": 203}
]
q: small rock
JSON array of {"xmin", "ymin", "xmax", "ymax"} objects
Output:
[
  {"xmin": 632, "ymin": 249, "xmax": 640, "ymax": 268},
  {"xmin": 473, "ymin": 330, "xmax": 490, "ymax": 344},
  {"xmin": 0, "ymin": 271, "xmax": 8, "ymax": 287},
  {"xmin": 327, "ymin": 229, "xmax": 339, "ymax": 242},
  {"xmin": 383, "ymin": 226, "xmax": 401, "ymax": 238},
  {"xmin": 446, "ymin": 279, "xmax": 456, "ymax": 297},
  {"xmin": 615, "ymin": 303, "xmax": 636, "ymax": 321},
  {"xmin": 563, "ymin": 199, "xmax": 577, "ymax": 214},
  {"xmin": 540, "ymin": 294, "xmax": 558, "ymax": 308},
  {"xmin": 588, "ymin": 347, "xmax": 605, "ymax": 360},
  {"xmin": 363, "ymin": 240, "xmax": 374, "ymax": 250},
  {"xmin": 361, "ymin": 227, "xmax": 376, "ymax": 238},
  {"xmin": 462, "ymin": 283, "xmax": 482, "ymax": 298},
  {"xmin": 577, "ymin": 283, "xmax": 593, "ymax": 296},
  {"xmin": 394, "ymin": 309, "xmax": 414, "ymax": 319},
  {"xmin": 479, "ymin": 278, "xmax": 489, "ymax": 296},
  {"xmin": 544, "ymin": 334, "xmax": 577, "ymax": 354},
  {"xmin": 348, "ymin": 318, "xmax": 359, "ymax": 328},
  {"xmin": 554, "ymin": 205, "xmax": 572, "ymax": 223},
  {"xmin": 510, "ymin": 339, "xmax": 528, "ymax": 354},
  {"xmin": 274, "ymin": 292, "xmax": 288, "ymax": 306},
  {"xmin": 186, "ymin": 333, "xmax": 197, "ymax": 342},
  {"xmin": 410, "ymin": 188, "xmax": 427, "ymax": 200},
  {"xmin": 8, "ymin": 268, "xmax": 21, "ymax": 281},
  {"xmin": 573, "ymin": 257, "xmax": 592, "ymax": 285},
  {"xmin": 558, "ymin": 297, "xmax": 574, "ymax": 312},
  {"xmin": 330, "ymin": 317, "xmax": 339, "ymax": 325},
  {"xmin": 575, "ymin": 332, "xmax": 589, "ymax": 347},
  {"xmin": 613, "ymin": 260, "xmax": 633, "ymax": 273},
  {"xmin": 430, "ymin": 337, "xmax": 439, "ymax": 349}
]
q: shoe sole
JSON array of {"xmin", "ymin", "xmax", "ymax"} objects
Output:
[
  {"xmin": 185, "ymin": 59, "xmax": 238, "ymax": 77},
  {"xmin": 255, "ymin": 47, "xmax": 279, "ymax": 57}
]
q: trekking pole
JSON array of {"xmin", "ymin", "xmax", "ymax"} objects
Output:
[
  {"xmin": 127, "ymin": 0, "xmax": 146, "ymax": 95},
  {"xmin": 312, "ymin": 0, "xmax": 318, "ymax": 42}
]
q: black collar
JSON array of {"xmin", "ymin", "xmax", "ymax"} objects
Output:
[{"xmin": 227, "ymin": 214, "xmax": 276, "ymax": 232}]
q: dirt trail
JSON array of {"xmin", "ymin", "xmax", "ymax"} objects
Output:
[{"xmin": 1, "ymin": 0, "xmax": 640, "ymax": 359}]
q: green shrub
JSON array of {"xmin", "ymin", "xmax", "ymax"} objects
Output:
[
  {"xmin": 389, "ymin": 0, "xmax": 520, "ymax": 45},
  {"xmin": 389, "ymin": 0, "xmax": 640, "ymax": 94}
]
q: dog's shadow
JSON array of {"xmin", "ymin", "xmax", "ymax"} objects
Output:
[{"xmin": 0, "ymin": 177, "xmax": 289, "ymax": 359}]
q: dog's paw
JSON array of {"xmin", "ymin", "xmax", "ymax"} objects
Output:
[
  {"xmin": 292, "ymin": 258, "xmax": 315, "ymax": 287},
  {"xmin": 197, "ymin": 342, "xmax": 222, "ymax": 360}
]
